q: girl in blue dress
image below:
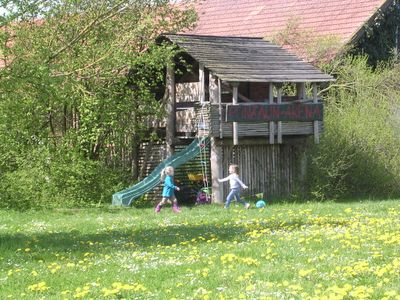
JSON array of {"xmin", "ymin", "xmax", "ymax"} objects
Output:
[{"xmin": 155, "ymin": 166, "xmax": 181, "ymax": 213}]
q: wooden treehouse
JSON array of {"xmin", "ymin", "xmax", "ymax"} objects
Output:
[{"xmin": 156, "ymin": 34, "xmax": 334, "ymax": 203}]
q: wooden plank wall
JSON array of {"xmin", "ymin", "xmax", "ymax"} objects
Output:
[
  {"xmin": 176, "ymin": 82, "xmax": 199, "ymax": 134},
  {"xmin": 136, "ymin": 140, "xmax": 303, "ymax": 203},
  {"xmin": 220, "ymin": 143, "xmax": 304, "ymax": 201},
  {"xmin": 137, "ymin": 141, "xmax": 165, "ymax": 201}
]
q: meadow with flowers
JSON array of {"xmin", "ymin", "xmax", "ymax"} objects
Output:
[{"xmin": 1, "ymin": 200, "xmax": 400, "ymax": 299}]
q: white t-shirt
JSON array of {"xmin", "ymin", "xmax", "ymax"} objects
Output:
[{"xmin": 218, "ymin": 173, "xmax": 247, "ymax": 189}]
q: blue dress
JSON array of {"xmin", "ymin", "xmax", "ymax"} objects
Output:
[{"xmin": 162, "ymin": 175, "xmax": 177, "ymax": 197}]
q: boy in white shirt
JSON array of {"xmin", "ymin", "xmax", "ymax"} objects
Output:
[{"xmin": 218, "ymin": 164, "xmax": 250, "ymax": 209}]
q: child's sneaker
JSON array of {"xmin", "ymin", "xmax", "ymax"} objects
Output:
[
  {"xmin": 245, "ymin": 203, "xmax": 250, "ymax": 209},
  {"xmin": 155, "ymin": 204, "xmax": 162, "ymax": 213},
  {"xmin": 172, "ymin": 204, "xmax": 181, "ymax": 213}
]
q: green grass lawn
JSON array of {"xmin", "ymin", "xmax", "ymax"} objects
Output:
[{"xmin": 1, "ymin": 200, "xmax": 400, "ymax": 299}]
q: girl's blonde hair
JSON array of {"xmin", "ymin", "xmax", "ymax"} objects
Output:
[
  {"xmin": 229, "ymin": 164, "xmax": 239, "ymax": 173},
  {"xmin": 160, "ymin": 166, "xmax": 174, "ymax": 180}
]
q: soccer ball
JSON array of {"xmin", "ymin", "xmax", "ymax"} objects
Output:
[{"xmin": 256, "ymin": 200, "xmax": 267, "ymax": 208}]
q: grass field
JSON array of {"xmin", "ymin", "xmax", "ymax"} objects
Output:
[{"xmin": 1, "ymin": 200, "xmax": 400, "ymax": 299}]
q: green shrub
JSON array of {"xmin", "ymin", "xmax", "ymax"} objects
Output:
[
  {"xmin": 306, "ymin": 57, "xmax": 400, "ymax": 199},
  {"xmin": 0, "ymin": 147, "xmax": 128, "ymax": 210}
]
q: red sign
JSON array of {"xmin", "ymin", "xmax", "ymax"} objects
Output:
[{"xmin": 226, "ymin": 103, "xmax": 323, "ymax": 122}]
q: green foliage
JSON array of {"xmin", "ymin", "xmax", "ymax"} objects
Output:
[
  {"xmin": 0, "ymin": 146, "xmax": 127, "ymax": 210},
  {"xmin": 270, "ymin": 17, "xmax": 343, "ymax": 67},
  {"xmin": 307, "ymin": 56, "xmax": 400, "ymax": 200},
  {"xmin": 272, "ymin": 14, "xmax": 400, "ymax": 200},
  {"xmin": 349, "ymin": 2, "xmax": 400, "ymax": 66},
  {"xmin": 0, "ymin": 0, "xmax": 196, "ymax": 209}
]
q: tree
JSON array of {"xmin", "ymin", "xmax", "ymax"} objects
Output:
[
  {"xmin": 0, "ymin": 0, "xmax": 196, "ymax": 209},
  {"xmin": 349, "ymin": 2, "xmax": 400, "ymax": 66},
  {"xmin": 270, "ymin": 17, "xmax": 342, "ymax": 68}
]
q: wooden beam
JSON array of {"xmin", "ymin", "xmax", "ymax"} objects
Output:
[
  {"xmin": 277, "ymin": 85, "xmax": 283, "ymax": 144},
  {"xmin": 269, "ymin": 83, "xmax": 275, "ymax": 144},
  {"xmin": 209, "ymin": 73, "xmax": 219, "ymax": 103},
  {"xmin": 210, "ymin": 137, "xmax": 223, "ymax": 204},
  {"xmin": 208, "ymin": 73, "xmax": 220, "ymax": 138},
  {"xmin": 296, "ymin": 82, "xmax": 305, "ymax": 100},
  {"xmin": 232, "ymin": 83, "xmax": 239, "ymax": 145},
  {"xmin": 301, "ymin": 82, "xmax": 306, "ymax": 100},
  {"xmin": 222, "ymin": 82, "xmax": 252, "ymax": 102},
  {"xmin": 313, "ymin": 83, "xmax": 320, "ymax": 144},
  {"xmin": 218, "ymin": 78, "xmax": 223, "ymax": 139},
  {"xmin": 199, "ymin": 63, "xmax": 205, "ymax": 103},
  {"xmin": 396, "ymin": 11, "xmax": 399, "ymax": 57},
  {"xmin": 166, "ymin": 64, "xmax": 176, "ymax": 157}
]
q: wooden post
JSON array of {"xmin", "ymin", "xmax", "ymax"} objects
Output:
[
  {"xmin": 313, "ymin": 83, "xmax": 320, "ymax": 144},
  {"xmin": 208, "ymin": 73, "xmax": 219, "ymax": 137},
  {"xmin": 199, "ymin": 63, "xmax": 205, "ymax": 104},
  {"xmin": 395, "ymin": 7, "xmax": 399, "ymax": 57},
  {"xmin": 232, "ymin": 82, "xmax": 239, "ymax": 145},
  {"xmin": 269, "ymin": 83, "xmax": 275, "ymax": 144},
  {"xmin": 209, "ymin": 73, "xmax": 219, "ymax": 103},
  {"xmin": 300, "ymin": 147, "xmax": 307, "ymax": 192},
  {"xmin": 166, "ymin": 64, "xmax": 176, "ymax": 157},
  {"xmin": 277, "ymin": 84, "xmax": 283, "ymax": 144},
  {"xmin": 218, "ymin": 78, "xmax": 223, "ymax": 139},
  {"xmin": 208, "ymin": 73, "xmax": 223, "ymax": 204},
  {"xmin": 210, "ymin": 137, "xmax": 223, "ymax": 204},
  {"xmin": 296, "ymin": 82, "xmax": 306, "ymax": 100}
]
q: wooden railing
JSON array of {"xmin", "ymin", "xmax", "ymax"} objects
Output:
[
  {"xmin": 175, "ymin": 102, "xmax": 323, "ymax": 139},
  {"xmin": 225, "ymin": 102, "xmax": 323, "ymax": 122}
]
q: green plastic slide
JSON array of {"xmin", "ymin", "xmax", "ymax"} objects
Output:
[{"xmin": 112, "ymin": 137, "xmax": 209, "ymax": 206}]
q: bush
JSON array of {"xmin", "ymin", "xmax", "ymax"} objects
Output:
[
  {"xmin": 306, "ymin": 57, "xmax": 400, "ymax": 200},
  {"xmin": 0, "ymin": 147, "xmax": 128, "ymax": 210}
]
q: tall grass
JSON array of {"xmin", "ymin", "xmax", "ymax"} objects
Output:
[{"xmin": 1, "ymin": 201, "xmax": 400, "ymax": 299}]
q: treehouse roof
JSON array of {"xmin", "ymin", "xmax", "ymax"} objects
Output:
[{"xmin": 161, "ymin": 34, "xmax": 334, "ymax": 83}]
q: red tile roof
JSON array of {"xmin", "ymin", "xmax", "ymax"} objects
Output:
[{"xmin": 186, "ymin": 0, "xmax": 390, "ymax": 44}]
